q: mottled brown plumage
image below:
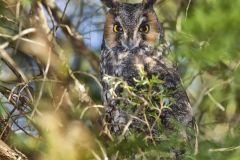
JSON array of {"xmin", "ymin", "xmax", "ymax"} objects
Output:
[{"xmin": 100, "ymin": 0, "xmax": 193, "ymax": 138}]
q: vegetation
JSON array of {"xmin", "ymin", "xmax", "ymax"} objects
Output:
[{"xmin": 0, "ymin": 0, "xmax": 239, "ymax": 159}]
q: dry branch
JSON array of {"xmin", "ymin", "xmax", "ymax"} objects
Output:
[
  {"xmin": 0, "ymin": 1, "xmax": 102, "ymax": 159},
  {"xmin": 42, "ymin": 0, "xmax": 100, "ymax": 73},
  {"xmin": 0, "ymin": 140, "xmax": 28, "ymax": 160}
]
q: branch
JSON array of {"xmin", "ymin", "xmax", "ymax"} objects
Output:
[
  {"xmin": 42, "ymin": 0, "xmax": 100, "ymax": 73},
  {"xmin": 0, "ymin": 140, "xmax": 28, "ymax": 160}
]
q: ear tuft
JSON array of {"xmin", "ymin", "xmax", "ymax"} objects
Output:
[
  {"xmin": 142, "ymin": 0, "xmax": 157, "ymax": 8},
  {"xmin": 101, "ymin": 0, "xmax": 117, "ymax": 8}
]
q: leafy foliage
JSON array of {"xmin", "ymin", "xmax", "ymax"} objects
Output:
[
  {"xmin": 103, "ymin": 66, "xmax": 195, "ymax": 159},
  {"xmin": 0, "ymin": 0, "xmax": 240, "ymax": 159}
]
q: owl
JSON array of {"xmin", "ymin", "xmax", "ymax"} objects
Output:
[{"xmin": 100, "ymin": 0, "xmax": 193, "ymax": 139}]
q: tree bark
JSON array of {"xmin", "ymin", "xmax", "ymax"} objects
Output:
[{"xmin": 0, "ymin": 140, "xmax": 28, "ymax": 160}]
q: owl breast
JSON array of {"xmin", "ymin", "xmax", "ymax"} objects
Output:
[{"xmin": 100, "ymin": 45, "xmax": 193, "ymax": 134}]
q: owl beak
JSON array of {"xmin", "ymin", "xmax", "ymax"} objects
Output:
[{"xmin": 127, "ymin": 39, "xmax": 135, "ymax": 50}]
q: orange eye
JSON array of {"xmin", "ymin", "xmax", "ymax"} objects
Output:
[
  {"xmin": 139, "ymin": 24, "xmax": 149, "ymax": 33},
  {"xmin": 113, "ymin": 24, "xmax": 123, "ymax": 32}
]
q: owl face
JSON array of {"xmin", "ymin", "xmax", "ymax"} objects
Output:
[{"xmin": 102, "ymin": 0, "xmax": 162, "ymax": 51}]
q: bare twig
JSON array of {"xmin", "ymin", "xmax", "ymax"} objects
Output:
[
  {"xmin": 0, "ymin": 50, "xmax": 33, "ymax": 102},
  {"xmin": 209, "ymin": 145, "xmax": 240, "ymax": 152},
  {"xmin": 42, "ymin": 0, "xmax": 100, "ymax": 73}
]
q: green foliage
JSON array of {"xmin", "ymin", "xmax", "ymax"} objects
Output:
[
  {"xmin": 105, "ymin": 66, "xmax": 174, "ymax": 112},
  {"xmin": 103, "ymin": 66, "xmax": 195, "ymax": 159},
  {"xmin": 174, "ymin": 0, "xmax": 240, "ymax": 71},
  {"xmin": 170, "ymin": 0, "xmax": 240, "ymax": 159},
  {"xmin": 0, "ymin": 0, "xmax": 240, "ymax": 159}
]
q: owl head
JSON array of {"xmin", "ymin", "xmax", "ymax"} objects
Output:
[{"xmin": 101, "ymin": 0, "xmax": 163, "ymax": 51}]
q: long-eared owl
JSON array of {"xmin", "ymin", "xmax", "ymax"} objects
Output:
[{"xmin": 100, "ymin": 0, "xmax": 193, "ymax": 137}]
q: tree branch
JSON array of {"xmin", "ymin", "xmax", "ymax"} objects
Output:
[
  {"xmin": 0, "ymin": 140, "xmax": 28, "ymax": 160},
  {"xmin": 42, "ymin": 0, "xmax": 100, "ymax": 73}
]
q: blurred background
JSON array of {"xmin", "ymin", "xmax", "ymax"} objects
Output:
[{"xmin": 0, "ymin": 0, "xmax": 240, "ymax": 159}]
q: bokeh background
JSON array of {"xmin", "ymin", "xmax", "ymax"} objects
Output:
[{"xmin": 0, "ymin": 0, "xmax": 240, "ymax": 159}]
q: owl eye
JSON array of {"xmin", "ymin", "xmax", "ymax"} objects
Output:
[
  {"xmin": 139, "ymin": 24, "xmax": 150, "ymax": 33},
  {"xmin": 113, "ymin": 23, "xmax": 123, "ymax": 33}
]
